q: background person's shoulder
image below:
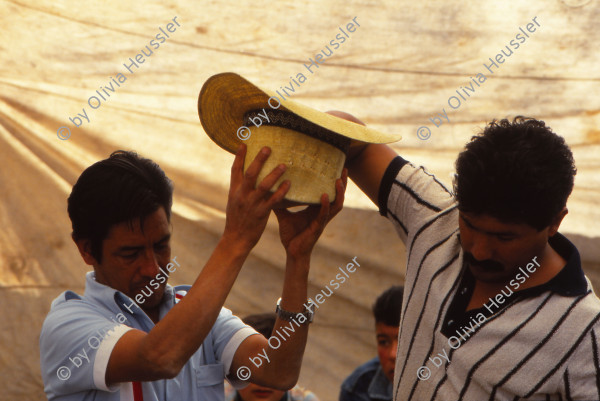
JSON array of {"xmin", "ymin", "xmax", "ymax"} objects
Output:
[{"xmin": 340, "ymin": 357, "xmax": 380, "ymax": 392}]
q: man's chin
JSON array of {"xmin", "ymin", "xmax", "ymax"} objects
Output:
[{"xmin": 131, "ymin": 285, "xmax": 166, "ymax": 308}]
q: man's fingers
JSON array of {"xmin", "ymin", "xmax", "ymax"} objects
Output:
[
  {"xmin": 330, "ymin": 169, "xmax": 347, "ymax": 218},
  {"xmin": 242, "ymin": 146, "xmax": 272, "ymax": 191},
  {"xmin": 265, "ymin": 180, "xmax": 291, "ymax": 208},
  {"xmin": 230, "ymin": 144, "xmax": 247, "ymax": 187},
  {"xmin": 310, "ymin": 194, "xmax": 330, "ymax": 231},
  {"xmin": 341, "ymin": 167, "xmax": 348, "ymax": 188},
  {"xmin": 256, "ymin": 163, "xmax": 287, "ymax": 194}
]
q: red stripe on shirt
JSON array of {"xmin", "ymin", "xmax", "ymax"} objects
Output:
[{"xmin": 133, "ymin": 381, "xmax": 143, "ymax": 401}]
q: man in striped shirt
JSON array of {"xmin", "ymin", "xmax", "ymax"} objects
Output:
[{"xmin": 335, "ymin": 113, "xmax": 600, "ymax": 400}]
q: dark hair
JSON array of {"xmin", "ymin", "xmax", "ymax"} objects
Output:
[
  {"xmin": 242, "ymin": 313, "xmax": 277, "ymax": 338},
  {"xmin": 372, "ymin": 286, "xmax": 404, "ymax": 326},
  {"xmin": 454, "ymin": 116, "xmax": 576, "ymax": 230},
  {"xmin": 67, "ymin": 150, "xmax": 174, "ymax": 262}
]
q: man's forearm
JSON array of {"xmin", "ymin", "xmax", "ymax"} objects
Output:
[
  {"xmin": 347, "ymin": 143, "xmax": 398, "ymax": 206},
  {"xmin": 258, "ymin": 255, "xmax": 311, "ymax": 388},
  {"xmin": 140, "ymin": 237, "xmax": 252, "ymax": 375}
]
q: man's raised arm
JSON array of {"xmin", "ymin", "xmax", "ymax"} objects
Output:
[{"xmin": 326, "ymin": 111, "xmax": 398, "ymax": 207}]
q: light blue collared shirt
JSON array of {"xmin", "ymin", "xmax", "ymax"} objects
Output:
[{"xmin": 40, "ymin": 271, "xmax": 257, "ymax": 401}]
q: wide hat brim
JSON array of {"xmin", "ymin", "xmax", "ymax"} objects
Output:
[{"xmin": 198, "ymin": 72, "xmax": 402, "ymax": 154}]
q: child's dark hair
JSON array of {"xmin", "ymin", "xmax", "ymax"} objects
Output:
[{"xmin": 373, "ymin": 286, "xmax": 404, "ymax": 326}]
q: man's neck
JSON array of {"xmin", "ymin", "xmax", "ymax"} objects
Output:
[{"xmin": 143, "ymin": 307, "xmax": 161, "ymax": 324}]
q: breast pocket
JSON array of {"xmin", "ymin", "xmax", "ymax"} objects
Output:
[{"xmin": 195, "ymin": 363, "xmax": 225, "ymax": 400}]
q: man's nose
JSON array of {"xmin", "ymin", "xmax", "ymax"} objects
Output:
[
  {"xmin": 469, "ymin": 234, "xmax": 493, "ymax": 261},
  {"xmin": 139, "ymin": 250, "xmax": 161, "ymax": 277}
]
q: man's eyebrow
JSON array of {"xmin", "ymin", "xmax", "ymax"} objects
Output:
[
  {"xmin": 115, "ymin": 245, "xmax": 144, "ymax": 253},
  {"xmin": 116, "ymin": 233, "xmax": 171, "ymax": 253},
  {"xmin": 460, "ymin": 214, "xmax": 517, "ymax": 237},
  {"xmin": 156, "ymin": 233, "xmax": 171, "ymax": 244}
]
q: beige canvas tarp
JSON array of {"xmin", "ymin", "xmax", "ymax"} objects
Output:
[{"xmin": 1, "ymin": 0, "xmax": 599, "ymax": 399}]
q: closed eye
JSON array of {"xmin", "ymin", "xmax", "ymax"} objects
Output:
[{"xmin": 122, "ymin": 251, "xmax": 140, "ymax": 259}]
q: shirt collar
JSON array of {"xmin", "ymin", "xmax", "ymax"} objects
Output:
[
  {"xmin": 83, "ymin": 271, "xmax": 127, "ymax": 312},
  {"xmin": 82, "ymin": 271, "xmax": 176, "ymax": 328},
  {"xmin": 529, "ymin": 232, "xmax": 588, "ymax": 296}
]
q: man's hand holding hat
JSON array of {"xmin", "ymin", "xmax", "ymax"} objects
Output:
[{"xmin": 222, "ymin": 143, "xmax": 291, "ymax": 252}]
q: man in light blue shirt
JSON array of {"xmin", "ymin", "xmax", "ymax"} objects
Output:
[{"xmin": 40, "ymin": 146, "xmax": 346, "ymax": 400}]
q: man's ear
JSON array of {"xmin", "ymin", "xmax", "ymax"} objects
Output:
[
  {"xmin": 548, "ymin": 207, "xmax": 568, "ymax": 237},
  {"xmin": 72, "ymin": 235, "xmax": 99, "ymax": 266}
]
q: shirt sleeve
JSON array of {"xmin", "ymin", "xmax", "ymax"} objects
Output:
[
  {"xmin": 378, "ymin": 156, "xmax": 456, "ymax": 244},
  {"xmin": 210, "ymin": 307, "xmax": 259, "ymax": 388},
  {"xmin": 40, "ymin": 295, "xmax": 133, "ymax": 397}
]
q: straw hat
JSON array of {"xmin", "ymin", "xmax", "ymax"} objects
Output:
[{"xmin": 198, "ymin": 72, "xmax": 401, "ymax": 205}]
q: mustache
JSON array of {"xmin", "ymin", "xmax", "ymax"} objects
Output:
[{"xmin": 464, "ymin": 252, "xmax": 504, "ymax": 271}]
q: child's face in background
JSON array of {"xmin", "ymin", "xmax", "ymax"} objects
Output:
[{"xmin": 238, "ymin": 383, "xmax": 286, "ymax": 401}]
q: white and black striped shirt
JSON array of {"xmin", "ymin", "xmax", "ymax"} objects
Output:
[{"xmin": 379, "ymin": 157, "xmax": 600, "ymax": 401}]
